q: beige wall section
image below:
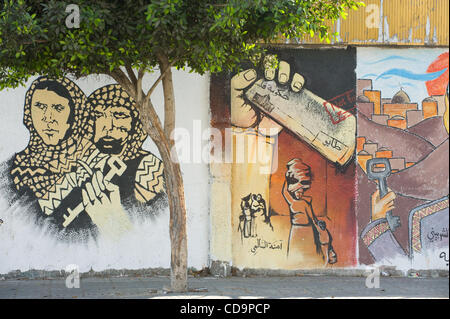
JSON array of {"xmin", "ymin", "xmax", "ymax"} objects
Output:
[
  {"xmin": 285, "ymin": 0, "xmax": 449, "ymax": 46},
  {"xmin": 209, "ymin": 162, "xmax": 233, "ymax": 265},
  {"xmin": 230, "ymin": 129, "xmax": 278, "ymax": 269}
]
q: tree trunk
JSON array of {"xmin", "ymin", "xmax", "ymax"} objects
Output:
[
  {"xmin": 158, "ymin": 62, "xmax": 188, "ymax": 292},
  {"xmin": 109, "ymin": 65, "xmax": 188, "ymax": 292},
  {"xmin": 161, "ymin": 153, "xmax": 188, "ymax": 292},
  {"xmin": 139, "ymin": 92, "xmax": 188, "ymax": 293}
]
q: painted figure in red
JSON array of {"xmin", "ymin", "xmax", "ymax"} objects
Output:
[{"xmin": 282, "ymin": 158, "xmax": 337, "ymax": 265}]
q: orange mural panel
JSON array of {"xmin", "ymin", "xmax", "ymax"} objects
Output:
[{"xmin": 210, "ymin": 47, "xmax": 358, "ymax": 270}]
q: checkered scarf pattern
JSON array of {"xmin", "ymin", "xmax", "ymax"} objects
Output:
[
  {"xmin": 10, "ymin": 76, "xmax": 93, "ymax": 198},
  {"xmin": 86, "ymin": 84, "xmax": 148, "ymax": 161}
]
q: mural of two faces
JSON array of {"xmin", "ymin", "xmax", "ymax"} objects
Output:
[
  {"xmin": 211, "ymin": 47, "xmax": 449, "ymax": 270},
  {"xmin": 0, "ymin": 78, "xmax": 167, "ymax": 242}
]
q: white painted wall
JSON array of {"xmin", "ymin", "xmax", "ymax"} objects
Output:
[{"xmin": 0, "ymin": 69, "xmax": 211, "ymax": 273}]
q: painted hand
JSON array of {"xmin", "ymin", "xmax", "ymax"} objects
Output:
[
  {"xmin": 82, "ymin": 169, "xmax": 132, "ymax": 239},
  {"xmin": 317, "ymin": 220, "xmax": 327, "ymax": 231},
  {"xmin": 230, "ymin": 56, "xmax": 305, "ymax": 136},
  {"xmin": 371, "ymin": 188, "xmax": 396, "ymax": 221}
]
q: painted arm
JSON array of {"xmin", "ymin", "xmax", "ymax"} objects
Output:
[
  {"xmin": 282, "ymin": 181, "xmax": 295, "ymax": 205},
  {"xmin": 305, "ymin": 199, "xmax": 319, "ymax": 225},
  {"xmin": 307, "ymin": 201, "xmax": 332, "ymax": 245},
  {"xmin": 361, "ymin": 188, "xmax": 406, "ymax": 262},
  {"xmin": 260, "ymin": 199, "xmax": 273, "ymax": 230},
  {"xmin": 261, "ymin": 199, "xmax": 268, "ymax": 221},
  {"xmin": 361, "ymin": 218, "xmax": 407, "ymax": 262}
]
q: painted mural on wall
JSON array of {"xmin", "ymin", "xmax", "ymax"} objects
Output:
[
  {"xmin": 356, "ymin": 48, "xmax": 449, "ymax": 269},
  {"xmin": 0, "ymin": 77, "xmax": 167, "ymax": 243},
  {"xmin": 211, "ymin": 47, "xmax": 357, "ymax": 269},
  {"xmin": 1, "ymin": 48, "xmax": 447, "ymax": 274}
]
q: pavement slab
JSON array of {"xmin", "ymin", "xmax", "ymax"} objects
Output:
[{"xmin": 0, "ymin": 275, "xmax": 448, "ymax": 299}]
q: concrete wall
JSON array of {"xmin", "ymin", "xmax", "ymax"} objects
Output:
[
  {"xmin": 0, "ymin": 47, "xmax": 448, "ymax": 276},
  {"xmin": 209, "ymin": 46, "xmax": 449, "ymax": 274},
  {"xmin": 0, "ymin": 70, "xmax": 210, "ymax": 274}
]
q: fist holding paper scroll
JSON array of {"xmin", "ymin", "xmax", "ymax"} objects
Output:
[{"xmin": 231, "ymin": 57, "xmax": 356, "ymax": 166}]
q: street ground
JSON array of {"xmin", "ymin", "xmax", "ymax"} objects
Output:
[{"xmin": 0, "ymin": 275, "xmax": 448, "ymax": 299}]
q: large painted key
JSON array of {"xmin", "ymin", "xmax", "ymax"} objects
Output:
[
  {"xmin": 366, "ymin": 157, "xmax": 401, "ymax": 232},
  {"xmin": 62, "ymin": 156, "xmax": 127, "ymax": 228}
]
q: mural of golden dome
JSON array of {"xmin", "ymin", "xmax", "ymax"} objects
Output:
[{"xmin": 391, "ymin": 88, "xmax": 411, "ymax": 104}]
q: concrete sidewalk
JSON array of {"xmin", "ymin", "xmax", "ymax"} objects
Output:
[{"xmin": 0, "ymin": 275, "xmax": 448, "ymax": 299}]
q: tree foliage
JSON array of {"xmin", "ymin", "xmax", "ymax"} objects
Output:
[{"xmin": 0, "ymin": 0, "xmax": 363, "ymax": 89}]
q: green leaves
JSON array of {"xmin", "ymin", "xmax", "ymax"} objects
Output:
[{"xmin": 0, "ymin": 0, "xmax": 362, "ymax": 88}]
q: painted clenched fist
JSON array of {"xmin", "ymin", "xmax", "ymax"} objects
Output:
[{"xmin": 230, "ymin": 56, "xmax": 305, "ymax": 136}]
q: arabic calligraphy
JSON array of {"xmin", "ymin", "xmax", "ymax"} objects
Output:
[
  {"xmin": 323, "ymin": 136, "xmax": 342, "ymax": 151},
  {"xmin": 439, "ymin": 252, "xmax": 449, "ymax": 266},
  {"xmin": 427, "ymin": 228, "xmax": 449, "ymax": 243},
  {"xmin": 255, "ymin": 81, "xmax": 290, "ymax": 101},
  {"xmin": 250, "ymin": 238, "xmax": 283, "ymax": 255}
]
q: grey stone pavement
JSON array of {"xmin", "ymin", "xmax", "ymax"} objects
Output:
[{"xmin": 0, "ymin": 275, "xmax": 448, "ymax": 299}]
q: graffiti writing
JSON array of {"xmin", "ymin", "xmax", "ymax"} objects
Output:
[
  {"xmin": 323, "ymin": 136, "xmax": 343, "ymax": 151},
  {"xmin": 250, "ymin": 238, "xmax": 283, "ymax": 255},
  {"xmin": 327, "ymin": 89, "xmax": 356, "ymax": 110},
  {"xmin": 322, "ymin": 89, "xmax": 356, "ymax": 125},
  {"xmin": 427, "ymin": 228, "xmax": 449, "ymax": 243},
  {"xmin": 439, "ymin": 252, "xmax": 449, "ymax": 266},
  {"xmin": 255, "ymin": 81, "xmax": 290, "ymax": 101}
]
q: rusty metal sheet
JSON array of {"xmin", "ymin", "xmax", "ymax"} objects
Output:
[{"xmin": 282, "ymin": 0, "xmax": 448, "ymax": 46}]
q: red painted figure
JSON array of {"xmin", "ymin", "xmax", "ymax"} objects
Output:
[{"xmin": 282, "ymin": 158, "xmax": 337, "ymax": 265}]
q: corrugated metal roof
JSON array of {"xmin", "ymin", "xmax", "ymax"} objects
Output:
[{"xmin": 284, "ymin": 0, "xmax": 449, "ymax": 46}]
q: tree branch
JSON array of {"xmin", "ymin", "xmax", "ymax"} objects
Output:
[
  {"xmin": 108, "ymin": 65, "xmax": 172, "ymax": 151},
  {"xmin": 21, "ymin": 39, "xmax": 49, "ymax": 45},
  {"xmin": 143, "ymin": 61, "xmax": 174, "ymax": 105},
  {"xmin": 106, "ymin": 68, "xmax": 137, "ymax": 100},
  {"xmin": 157, "ymin": 53, "xmax": 176, "ymax": 141},
  {"xmin": 131, "ymin": 67, "xmax": 165, "ymax": 143},
  {"xmin": 136, "ymin": 67, "xmax": 145, "ymax": 104},
  {"xmin": 125, "ymin": 64, "xmax": 138, "ymax": 87},
  {"xmin": 109, "ymin": 65, "xmax": 164, "ymax": 142}
]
